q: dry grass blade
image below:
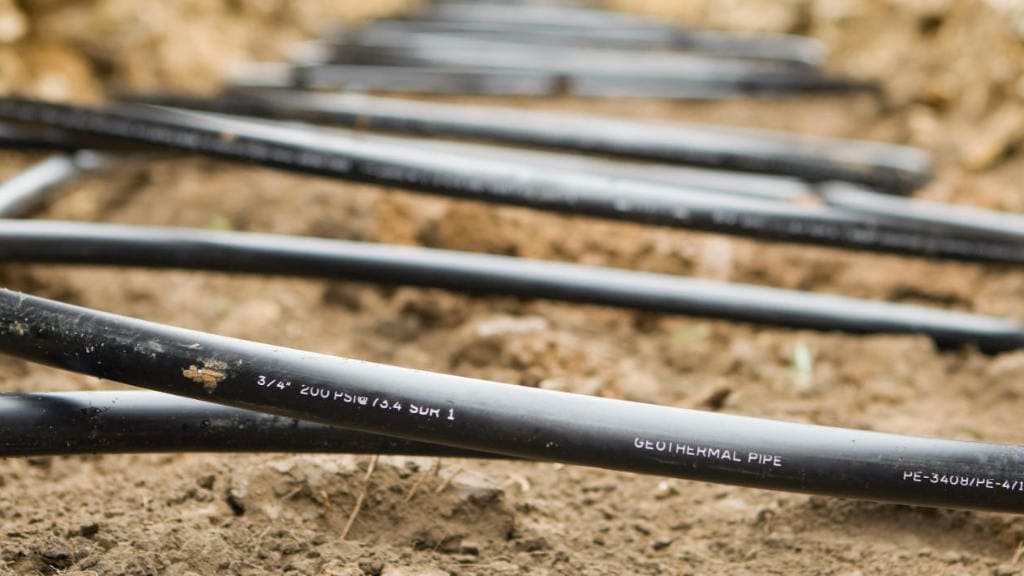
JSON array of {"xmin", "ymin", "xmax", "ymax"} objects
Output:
[{"xmin": 340, "ymin": 454, "xmax": 378, "ymax": 541}]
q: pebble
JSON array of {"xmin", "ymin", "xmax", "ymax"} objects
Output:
[
  {"xmin": 0, "ymin": 0, "xmax": 26, "ymax": 43},
  {"xmin": 652, "ymin": 538, "xmax": 673, "ymax": 551},
  {"xmin": 381, "ymin": 566, "xmax": 448, "ymax": 576},
  {"xmin": 317, "ymin": 564, "xmax": 365, "ymax": 576},
  {"xmin": 992, "ymin": 564, "xmax": 1020, "ymax": 576},
  {"xmin": 654, "ymin": 480, "xmax": 679, "ymax": 500},
  {"xmin": 473, "ymin": 315, "xmax": 549, "ymax": 338},
  {"xmin": 196, "ymin": 475, "xmax": 216, "ymax": 490},
  {"xmin": 78, "ymin": 523, "xmax": 100, "ymax": 538},
  {"xmin": 961, "ymin": 105, "xmax": 1024, "ymax": 171},
  {"xmin": 451, "ymin": 473, "xmax": 503, "ymax": 504}
]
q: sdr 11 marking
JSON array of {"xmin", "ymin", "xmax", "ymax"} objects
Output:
[
  {"xmin": 372, "ymin": 397, "xmax": 455, "ymax": 421},
  {"xmin": 279, "ymin": 377, "xmax": 458, "ymax": 422},
  {"xmin": 409, "ymin": 403, "xmax": 455, "ymax": 421}
]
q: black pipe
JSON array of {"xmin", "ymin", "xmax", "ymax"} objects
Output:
[
  {"xmin": 117, "ymin": 93, "xmax": 813, "ymax": 202},
  {"xmin": 289, "ymin": 62, "xmax": 837, "ymax": 100},
  {"xmin": 282, "ymin": 58, "xmax": 874, "ymax": 100},
  {"xmin": 3, "ymin": 289, "xmax": 1024, "ymax": 514},
  {"xmin": 322, "ymin": 31, "xmax": 842, "ymax": 92},
  {"xmin": 0, "ymin": 152, "xmax": 108, "ymax": 218},
  {"xmin": 371, "ymin": 132, "xmax": 812, "ymax": 201},
  {"xmin": 422, "ymin": 2, "xmax": 722, "ymax": 32},
  {"xmin": 0, "ymin": 122, "xmax": 167, "ymax": 154},
  {"xmin": 14, "ymin": 110, "xmax": 994, "ymax": 248},
  {"xmin": 299, "ymin": 64, "xmax": 564, "ymax": 96},
  {"xmin": 422, "ymin": 2, "xmax": 700, "ymax": 31},
  {"xmin": 305, "ymin": 24, "xmax": 863, "ymax": 99},
  {"xmin": 0, "ymin": 100, "xmax": 1014, "ymax": 267},
  {"xmin": 0, "ymin": 122, "xmax": 84, "ymax": 150},
  {"xmin": 410, "ymin": 2, "xmax": 824, "ymax": 66},
  {"xmin": 561, "ymin": 72, "xmax": 874, "ymax": 98},
  {"xmin": 2, "ymin": 219, "xmax": 1023, "ymax": 352},
  {"xmin": 0, "ymin": 391, "xmax": 492, "ymax": 457},
  {"xmin": 295, "ymin": 5, "xmax": 859, "ymax": 97},
  {"xmin": 142, "ymin": 90, "xmax": 927, "ymax": 193},
  {"xmin": 819, "ymin": 182, "xmax": 1024, "ymax": 243},
  {"xmin": 338, "ymin": 18, "xmax": 825, "ymax": 66},
  {"xmin": 227, "ymin": 58, "xmax": 564, "ymax": 96}
]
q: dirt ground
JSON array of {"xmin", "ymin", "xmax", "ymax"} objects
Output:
[{"xmin": 2, "ymin": 0, "xmax": 1024, "ymax": 574}]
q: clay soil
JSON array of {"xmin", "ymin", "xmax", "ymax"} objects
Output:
[{"xmin": 3, "ymin": 1, "xmax": 1024, "ymax": 574}]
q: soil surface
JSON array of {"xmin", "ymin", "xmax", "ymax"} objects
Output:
[{"xmin": 3, "ymin": 1, "xmax": 1024, "ymax": 574}]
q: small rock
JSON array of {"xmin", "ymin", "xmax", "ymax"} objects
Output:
[
  {"xmin": 986, "ymin": 0, "xmax": 1024, "ymax": 41},
  {"xmin": 906, "ymin": 105, "xmax": 942, "ymax": 147},
  {"xmin": 513, "ymin": 537, "xmax": 549, "ymax": 552},
  {"xmin": 438, "ymin": 535, "xmax": 463, "ymax": 554},
  {"xmin": 961, "ymin": 104, "xmax": 1024, "ymax": 171},
  {"xmin": 652, "ymin": 538, "xmax": 673, "ymax": 551},
  {"xmin": 473, "ymin": 315, "xmax": 549, "ymax": 338},
  {"xmin": 322, "ymin": 283, "xmax": 366, "ymax": 310},
  {"xmin": 992, "ymin": 564, "xmax": 1019, "ymax": 576},
  {"xmin": 941, "ymin": 550, "xmax": 966, "ymax": 564},
  {"xmin": 888, "ymin": 0, "xmax": 952, "ymax": 19},
  {"xmin": 0, "ymin": 0, "xmax": 26, "ymax": 43},
  {"xmin": 225, "ymin": 492, "xmax": 246, "ymax": 516},
  {"xmin": 359, "ymin": 559, "xmax": 384, "ymax": 575},
  {"xmin": 267, "ymin": 459, "xmax": 296, "ymax": 475},
  {"xmin": 78, "ymin": 523, "xmax": 100, "ymax": 538},
  {"xmin": 812, "ymin": 0, "xmax": 864, "ymax": 24},
  {"xmin": 696, "ymin": 237, "xmax": 735, "ymax": 281},
  {"xmin": 318, "ymin": 565, "xmax": 362, "ymax": 576},
  {"xmin": 696, "ymin": 386, "xmax": 733, "ymax": 411},
  {"xmin": 380, "ymin": 566, "xmax": 448, "ymax": 576},
  {"xmin": 479, "ymin": 561, "xmax": 518, "ymax": 575},
  {"xmin": 754, "ymin": 507, "xmax": 776, "ymax": 526},
  {"xmin": 451, "ymin": 473, "xmax": 503, "ymax": 504},
  {"xmin": 38, "ymin": 545, "xmax": 73, "ymax": 570},
  {"xmin": 705, "ymin": 0, "xmax": 806, "ymax": 33},
  {"xmin": 26, "ymin": 456, "xmax": 52, "ymax": 469},
  {"xmin": 654, "ymin": 480, "xmax": 679, "ymax": 500}
]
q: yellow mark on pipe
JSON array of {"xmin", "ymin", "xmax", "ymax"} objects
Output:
[{"xmin": 182, "ymin": 360, "xmax": 227, "ymax": 393}]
